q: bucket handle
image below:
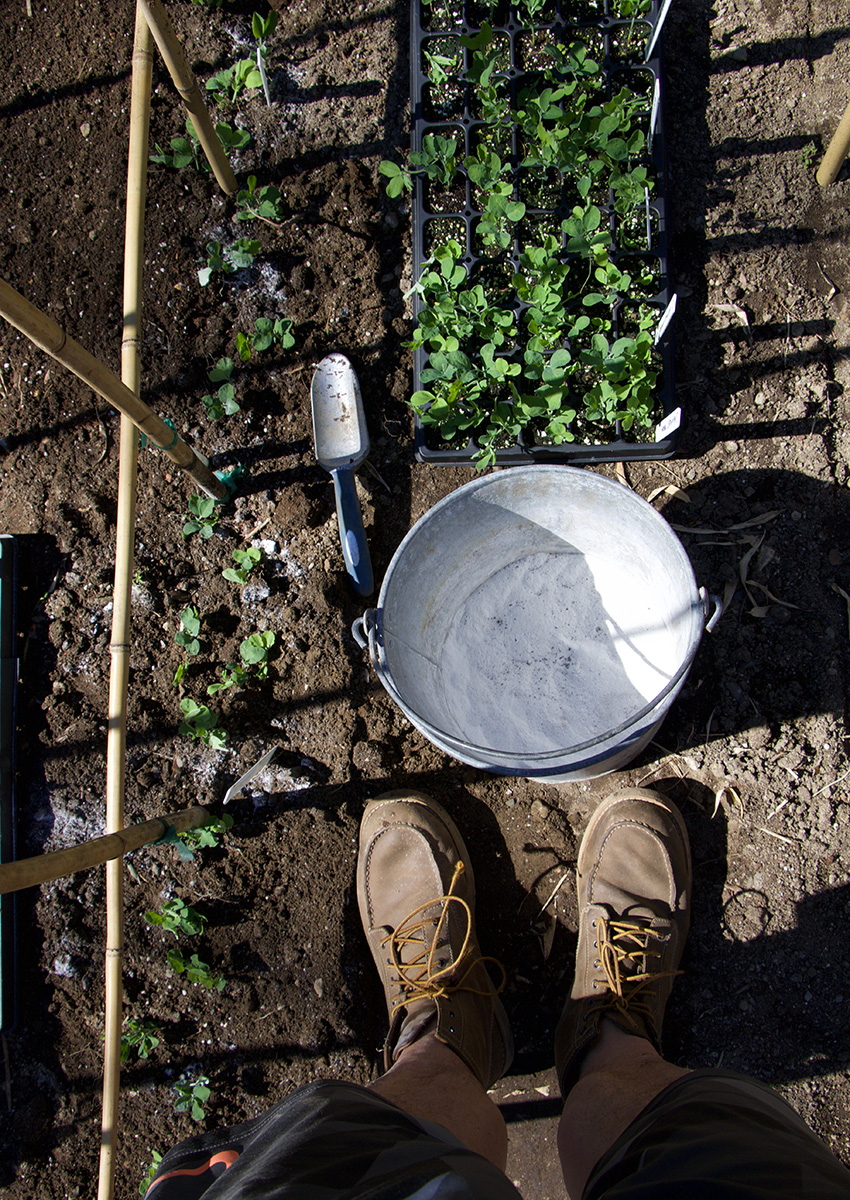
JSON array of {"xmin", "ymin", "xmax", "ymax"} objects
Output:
[
  {"xmin": 352, "ymin": 609, "xmax": 378, "ymax": 653},
  {"xmin": 701, "ymin": 588, "xmax": 723, "ymax": 633}
]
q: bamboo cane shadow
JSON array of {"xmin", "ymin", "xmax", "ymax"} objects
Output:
[{"xmin": 647, "ymin": 467, "xmax": 850, "ymax": 746}]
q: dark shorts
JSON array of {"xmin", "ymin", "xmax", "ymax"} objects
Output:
[{"xmin": 146, "ymin": 1071, "xmax": 850, "ymax": 1200}]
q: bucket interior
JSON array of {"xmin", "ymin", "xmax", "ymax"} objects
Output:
[{"xmin": 380, "ymin": 469, "xmax": 701, "ymax": 757}]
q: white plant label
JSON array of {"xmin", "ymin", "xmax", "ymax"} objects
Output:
[
  {"xmin": 655, "ymin": 407, "xmax": 682, "ymax": 442},
  {"xmin": 654, "ymin": 293, "xmax": 677, "ymax": 345},
  {"xmin": 649, "ymin": 78, "xmax": 661, "ymax": 152}
]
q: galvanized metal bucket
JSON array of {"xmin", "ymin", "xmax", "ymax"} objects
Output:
[{"xmin": 353, "ymin": 467, "xmax": 719, "ymax": 782}]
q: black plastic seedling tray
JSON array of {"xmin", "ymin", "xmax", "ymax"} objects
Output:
[
  {"xmin": 0, "ymin": 536, "xmax": 16, "ymax": 1032},
  {"xmin": 409, "ymin": 0, "xmax": 679, "ymax": 465}
]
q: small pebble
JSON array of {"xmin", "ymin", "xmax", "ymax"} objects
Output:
[
  {"xmin": 530, "ymin": 799, "xmax": 549, "ymax": 822},
  {"xmin": 313, "ymin": 978, "xmax": 324, "ymax": 998},
  {"xmin": 723, "ymin": 440, "xmax": 739, "ymax": 452},
  {"xmin": 80, "ymin": 122, "xmax": 91, "ymax": 137}
]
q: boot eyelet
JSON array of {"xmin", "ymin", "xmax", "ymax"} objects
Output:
[
  {"xmin": 592, "ymin": 981, "xmax": 598, "ymax": 989},
  {"xmin": 593, "ymin": 960, "xmax": 600, "ymax": 969}
]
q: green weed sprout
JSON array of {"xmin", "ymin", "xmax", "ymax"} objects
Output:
[
  {"xmin": 167, "ymin": 949, "xmax": 226, "ymax": 992},
  {"xmin": 144, "ymin": 897, "xmax": 207, "ymax": 939},
  {"xmin": 179, "ymin": 699, "xmax": 227, "ymax": 749},
  {"xmin": 223, "ymin": 546, "xmax": 262, "ymax": 585},
  {"xmin": 178, "ymin": 814, "xmax": 234, "ymax": 849},
  {"xmin": 175, "ymin": 606, "xmax": 202, "ymax": 656},
  {"xmin": 172, "ymin": 1073, "xmax": 211, "ymax": 1121},
  {"xmin": 182, "ymin": 495, "xmax": 220, "ymax": 539},
  {"xmin": 201, "ymin": 357, "xmax": 240, "ymax": 420},
  {"xmin": 240, "ymin": 630, "xmax": 275, "ymax": 678},
  {"xmin": 121, "ymin": 1017, "xmax": 162, "ymax": 1063}
]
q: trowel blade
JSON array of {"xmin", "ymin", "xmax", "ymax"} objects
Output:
[{"xmin": 310, "ymin": 353, "xmax": 369, "ymax": 471}]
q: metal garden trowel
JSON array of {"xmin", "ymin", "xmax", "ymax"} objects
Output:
[{"xmin": 310, "ymin": 353, "xmax": 374, "ymax": 597}]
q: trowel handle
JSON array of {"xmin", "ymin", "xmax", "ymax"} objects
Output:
[{"xmin": 332, "ymin": 467, "xmax": 373, "ymax": 597}]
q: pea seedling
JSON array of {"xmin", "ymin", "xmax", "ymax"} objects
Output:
[
  {"xmin": 167, "ymin": 949, "xmax": 226, "ymax": 992},
  {"xmin": 174, "ymin": 606, "xmax": 202, "ymax": 656},
  {"xmin": 182, "ymin": 495, "xmax": 220, "ymax": 539},
  {"xmin": 172, "ymin": 1073, "xmax": 211, "ymax": 1121},
  {"xmin": 179, "ymin": 699, "xmax": 227, "ymax": 749},
  {"xmin": 121, "ymin": 1017, "xmax": 162, "ymax": 1063},
  {"xmin": 222, "ymin": 546, "xmax": 262, "ymax": 585},
  {"xmin": 237, "ymin": 317, "xmax": 295, "ymax": 361},
  {"xmin": 178, "ymin": 814, "xmax": 234, "ymax": 849},
  {"xmin": 240, "ymin": 631, "xmax": 276, "ymax": 678},
  {"xmin": 144, "ymin": 897, "xmax": 207, "ymax": 939},
  {"xmin": 201, "ymin": 357, "xmax": 240, "ymax": 420},
  {"xmin": 206, "ymin": 665, "xmax": 251, "ymax": 696},
  {"xmin": 198, "ymin": 239, "xmax": 262, "ymax": 287},
  {"xmin": 139, "ymin": 1152, "xmax": 163, "ymax": 1197}
]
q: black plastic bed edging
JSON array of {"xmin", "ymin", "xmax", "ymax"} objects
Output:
[
  {"xmin": 408, "ymin": 0, "xmax": 679, "ymax": 466},
  {"xmin": 0, "ymin": 535, "xmax": 16, "ymax": 1032}
]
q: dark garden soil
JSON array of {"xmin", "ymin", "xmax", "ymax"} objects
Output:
[{"xmin": 1, "ymin": 0, "xmax": 850, "ymax": 1196}]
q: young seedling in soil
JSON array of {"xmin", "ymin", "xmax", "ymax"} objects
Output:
[
  {"xmin": 182, "ymin": 495, "xmax": 220, "ymax": 539},
  {"xmin": 179, "ymin": 699, "xmax": 227, "ymax": 749},
  {"xmin": 198, "ymin": 239, "xmax": 262, "ymax": 286},
  {"xmin": 235, "ymin": 175, "xmax": 286, "ymax": 224},
  {"xmin": 167, "ymin": 950, "xmax": 226, "ymax": 992},
  {"xmin": 222, "ymin": 545, "xmax": 262, "ymax": 584},
  {"xmin": 240, "ymin": 630, "xmax": 275, "ymax": 678},
  {"xmin": 201, "ymin": 357, "xmax": 240, "ymax": 420},
  {"xmin": 120, "ymin": 1017, "xmax": 162, "ymax": 1063},
  {"xmin": 206, "ymin": 59, "xmax": 262, "ymax": 105},
  {"xmin": 252, "ymin": 10, "xmax": 278, "ymax": 105},
  {"xmin": 206, "ymin": 664, "xmax": 251, "ymax": 696},
  {"xmin": 178, "ymin": 814, "xmax": 234, "ymax": 850},
  {"xmin": 236, "ymin": 316, "xmax": 295, "ymax": 362},
  {"xmin": 139, "ymin": 1152, "xmax": 163, "ymax": 1197},
  {"xmin": 378, "ymin": 160, "xmax": 413, "ymax": 197},
  {"xmin": 174, "ymin": 606, "xmax": 202, "ymax": 656},
  {"xmin": 172, "ymin": 1073, "xmax": 212, "ymax": 1121},
  {"xmin": 150, "ymin": 119, "xmax": 250, "ymax": 171},
  {"xmin": 144, "ymin": 897, "xmax": 207, "ymax": 939}
]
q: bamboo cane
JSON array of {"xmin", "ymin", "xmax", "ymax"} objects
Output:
[
  {"xmin": 137, "ymin": 0, "xmax": 237, "ymax": 195},
  {"xmin": 817, "ymin": 95, "xmax": 850, "ymax": 186},
  {"xmin": 98, "ymin": 10, "xmax": 152, "ymax": 1200},
  {"xmin": 0, "ymin": 278, "xmax": 229, "ymax": 501},
  {"xmin": 0, "ymin": 807, "xmax": 210, "ymax": 895}
]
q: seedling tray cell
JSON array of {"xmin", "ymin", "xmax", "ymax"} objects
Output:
[{"xmin": 408, "ymin": 0, "xmax": 679, "ymax": 466}]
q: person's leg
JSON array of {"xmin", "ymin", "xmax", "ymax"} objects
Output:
[
  {"xmin": 553, "ymin": 789, "xmax": 693, "ymax": 1199},
  {"xmin": 369, "ymin": 1032, "xmax": 508, "ymax": 1168},
  {"xmin": 558, "ymin": 1020, "xmax": 688, "ymax": 1198},
  {"xmin": 357, "ymin": 790, "xmax": 514, "ymax": 1170}
]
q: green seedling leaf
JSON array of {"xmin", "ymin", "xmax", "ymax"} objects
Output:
[
  {"xmin": 178, "ymin": 814, "xmax": 234, "ymax": 849},
  {"xmin": 121, "ymin": 1018, "xmax": 162, "ymax": 1063},
  {"xmin": 174, "ymin": 606, "xmax": 202, "ymax": 656},
  {"xmin": 144, "ymin": 897, "xmax": 207, "ymax": 939}
]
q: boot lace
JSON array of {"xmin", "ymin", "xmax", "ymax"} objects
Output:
[
  {"xmin": 595, "ymin": 917, "xmax": 681, "ymax": 1032},
  {"xmin": 380, "ymin": 861, "xmax": 506, "ymax": 1016}
]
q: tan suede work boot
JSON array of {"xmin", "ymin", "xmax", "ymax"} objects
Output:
[
  {"xmin": 554, "ymin": 788, "xmax": 692, "ymax": 1097},
  {"xmin": 357, "ymin": 790, "xmax": 513, "ymax": 1090}
]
